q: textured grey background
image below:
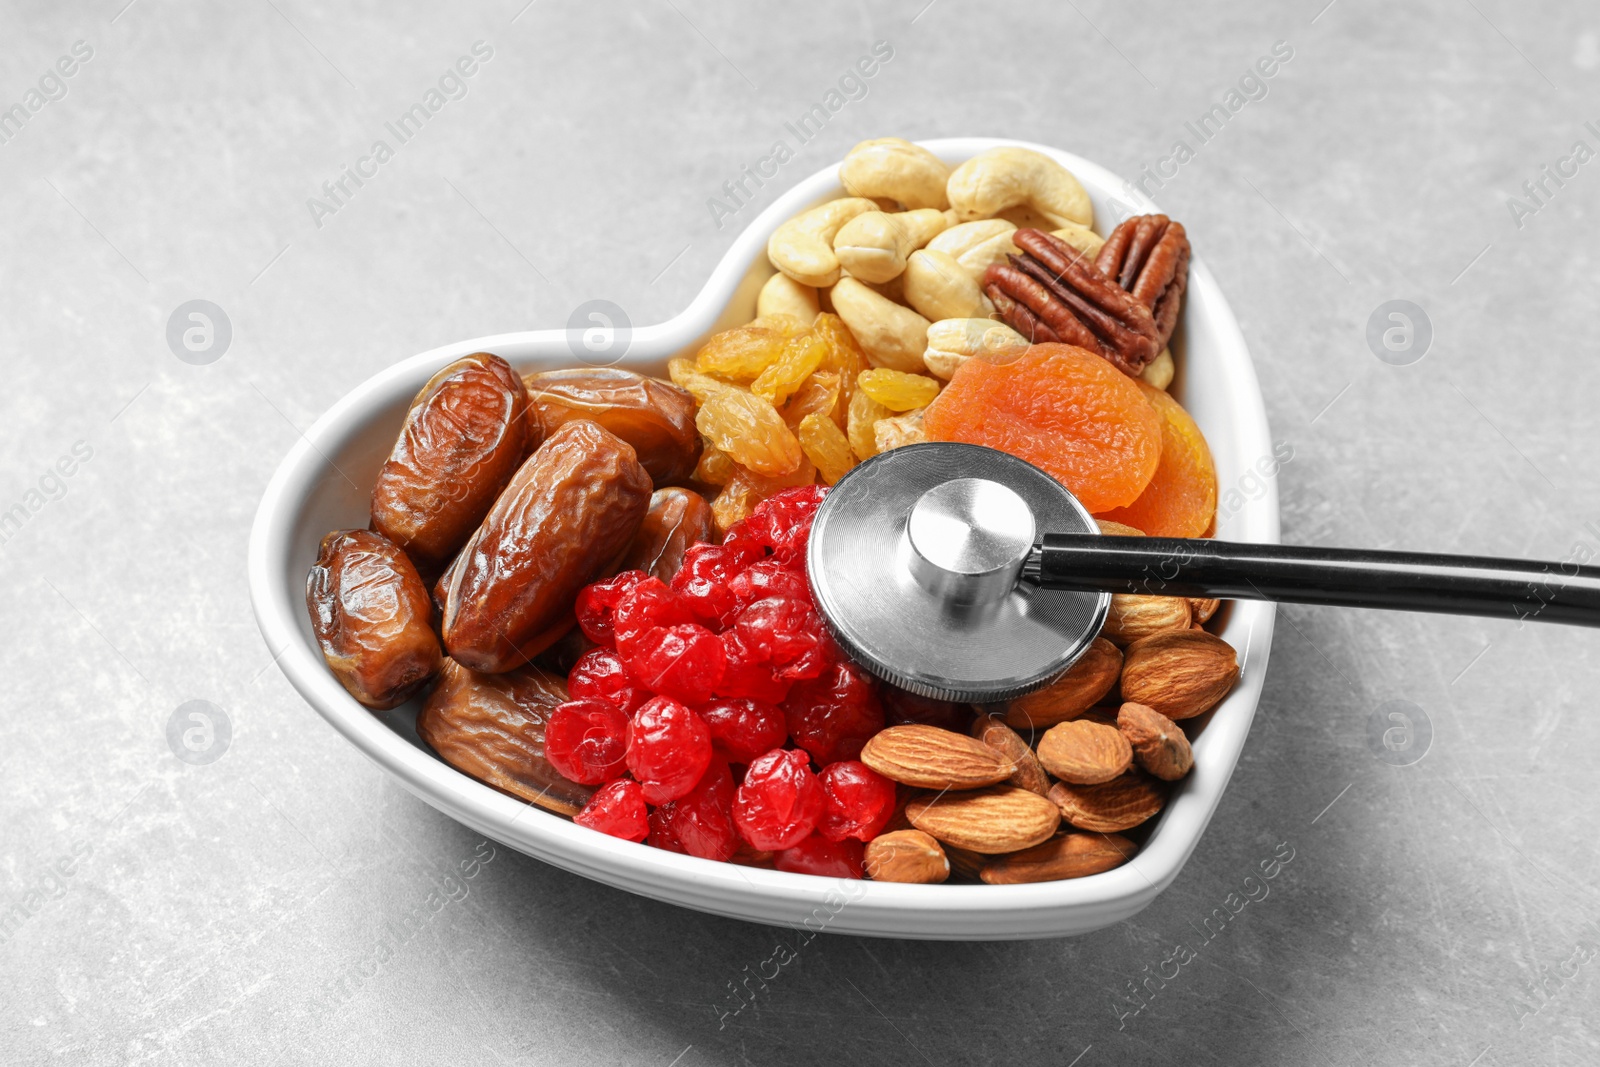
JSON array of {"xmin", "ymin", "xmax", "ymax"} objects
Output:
[{"xmin": 2, "ymin": 0, "xmax": 1598, "ymax": 1064}]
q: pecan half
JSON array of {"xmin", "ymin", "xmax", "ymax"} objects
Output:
[
  {"xmin": 1095, "ymin": 215, "xmax": 1190, "ymax": 349},
  {"xmin": 984, "ymin": 228, "xmax": 1159, "ymax": 376}
]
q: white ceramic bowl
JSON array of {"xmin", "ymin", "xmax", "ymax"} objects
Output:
[{"xmin": 247, "ymin": 138, "xmax": 1279, "ymax": 940}]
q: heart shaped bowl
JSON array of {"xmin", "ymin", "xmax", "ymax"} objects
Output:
[{"xmin": 248, "ymin": 137, "xmax": 1278, "ymax": 940}]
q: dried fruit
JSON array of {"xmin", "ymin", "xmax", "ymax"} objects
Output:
[
  {"xmin": 698, "ymin": 698, "xmax": 788, "ymax": 763},
  {"xmin": 979, "ymin": 832, "xmax": 1136, "ymax": 884},
  {"xmin": 775, "ymin": 834, "xmax": 864, "ymax": 879},
  {"xmin": 1117, "ymin": 701, "xmax": 1194, "ymax": 781},
  {"xmin": 694, "ymin": 319, "xmax": 790, "ymax": 381},
  {"xmin": 923, "ymin": 344, "xmax": 1162, "ymax": 512},
  {"xmin": 618, "ymin": 487, "xmax": 715, "ymax": 583},
  {"xmin": 626, "ymin": 696, "xmax": 713, "ymax": 805},
  {"xmin": 812, "ymin": 312, "xmax": 869, "ymax": 427},
  {"xmin": 621, "ymin": 621, "xmax": 726, "ymax": 706},
  {"xmin": 781, "ymin": 370, "xmax": 842, "ymax": 431},
  {"xmin": 523, "ymin": 368, "xmax": 700, "ymax": 485},
  {"xmin": 857, "ymin": 368, "xmax": 940, "ymax": 412},
  {"xmin": 873, "ymin": 407, "xmax": 928, "ymax": 453},
  {"xmin": 567, "ymin": 646, "xmax": 649, "ymax": 715},
  {"xmin": 846, "ymin": 386, "xmax": 891, "ymax": 461},
  {"xmin": 783, "ymin": 660, "xmax": 885, "ymax": 765},
  {"xmin": 370, "ymin": 353, "xmax": 530, "ymax": 572},
  {"xmin": 864, "ymin": 829, "xmax": 949, "ymax": 884},
  {"xmin": 1036, "ymin": 720, "xmax": 1133, "ymax": 784},
  {"xmin": 999, "ymin": 637, "xmax": 1122, "ymax": 731},
  {"xmin": 441, "ymin": 421, "xmax": 652, "ymax": 672},
  {"xmin": 1102, "ymin": 594, "xmax": 1193, "ymax": 646},
  {"xmin": 709, "ymin": 456, "xmax": 817, "ymax": 534},
  {"xmin": 575, "ymin": 779, "xmax": 649, "ymax": 842},
  {"xmin": 694, "ymin": 444, "xmax": 736, "ymax": 486},
  {"xmin": 1098, "ymin": 382, "xmax": 1217, "ymax": 538},
  {"xmin": 1048, "ymin": 773, "xmax": 1168, "ymax": 832},
  {"xmin": 733, "ymin": 748, "xmax": 825, "ymax": 851},
  {"xmin": 543, "ymin": 698, "xmax": 630, "ymax": 785},
  {"xmin": 753, "ymin": 331, "xmax": 827, "ymax": 406},
  {"xmin": 905, "ymin": 785, "xmax": 1061, "ymax": 854},
  {"xmin": 817, "ymin": 760, "xmax": 896, "ymax": 843},
  {"xmin": 798, "ymin": 411, "xmax": 857, "ymax": 485},
  {"xmin": 882, "ymin": 688, "xmax": 972, "ymax": 734},
  {"xmin": 860, "ymin": 725, "xmax": 1013, "ymax": 790},
  {"xmin": 306, "ymin": 529, "xmax": 440, "ymax": 709},
  {"xmin": 1119, "ymin": 630, "xmax": 1239, "ymax": 720},
  {"xmin": 655, "ymin": 760, "xmax": 739, "ymax": 861},
  {"xmin": 418, "ymin": 659, "xmax": 591, "ymax": 815},
  {"xmin": 695, "ymin": 387, "xmax": 804, "ymax": 477},
  {"xmin": 970, "ymin": 715, "xmax": 1051, "ymax": 796}
]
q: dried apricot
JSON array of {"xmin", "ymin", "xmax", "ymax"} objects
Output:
[
  {"xmin": 923, "ymin": 343, "xmax": 1161, "ymax": 513},
  {"xmin": 694, "ymin": 388, "xmax": 803, "ymax": 477},
  {"xmin": 857, "ymin": 368, "xmax": 940, "ymax": 412},
  {"xmin": 798, "ymin": 412, "xmax": 856, "ymax": 485},
  {"xmin": 1099, "ymin": 381, "xmax": 1216, "ymax": 537}
]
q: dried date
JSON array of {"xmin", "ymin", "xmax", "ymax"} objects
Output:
[
  {"xmin": 618, "ymin": 487, "xmax": 715, "ymax": 582},
  {"xmin": 523, "ymin": 367, "xmax": 700, "ymax": 485},
  {"xmin": 441, "ymin": 420, "xmax": 652, "ymax": 672},
  {"xmin": 305, "ymin": 529, "xmax": 440, "ymax": 709},
  {"xmin": 371, "ymin": 353, "xmax": 532, "ymax": 573},
  {"xmin": 418, "ymin": 658, "xmax": 592, "ymax": 815}
]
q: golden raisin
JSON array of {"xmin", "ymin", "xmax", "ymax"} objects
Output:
[
  {"xmin": 694, "ymin": 321, "xmax": 788, "ymax": 382},
  {"xmin": 710, "ymin": 456, "xmax": 818, "ymax": 534},
  {"xmin": 858, "ymin": 368, "xmax": 941, "ymax": 412},
  {"xmin": 782, "ymin": 370, "xmax": 841, "ymax": 429},
  {"xmin": 873, "ymin": 407, "xmax": 928, "ymax": 453},
  {"xmin": 798, "ymin": 412, "xmax": 857, "ymax": 485},
  {"xmin": 693, "ymin": 443, "xmax": 735, "ymax": 486},
  {"xmin": 694, "ymin": 388, "xmax": 803, "ymax": 476},
  {"xmin": 752, "ymin": 331, "xmax": 827, "ymax": 406},
  {"xmin": 846, "ymin": 387, "xmax": 891, "ymax": 461},
  {"xmin": 812, "ymin": 313, "xmax": 867, "ymax": 429}
]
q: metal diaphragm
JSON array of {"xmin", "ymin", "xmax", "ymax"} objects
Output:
[{"xmin": 806, "ymin": 442, "xmax": 1109, "ymax": 703}]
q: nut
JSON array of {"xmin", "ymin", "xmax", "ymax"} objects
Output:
[
  {"xmin": 985, "ymin": 228, "xmax": 1160, "ymax": 376},
  {"xmin": 833, "ymin": 208, "xmax": 949, "ymax": 284},
  {"xmin": 859, "ymin": 724, "xmax": 1013, "ymax": 790},
  {"xmin": 1095, "ymin": 214, "xmax": 1191, "ymax": 350},
  {"xmin": 979, "ymin": 832, "xmax": 1137, "ymax": 884},
  {"xmin": 839, "ymin": 138, "xmax": 951, "ymax": 210},
  {"xmin": 1102, "ymin": 594, "xmax": 1192, "ymax": 645},
  {"xmin": 829, "ymin": 276, "xmax": 932, "ymax": 373},
  {"xmin": 946, "ymin": 146, "xmax": 1093, "ymax": 229},
  {"xmin": 1142, "ymin": 347, "xmax": 1175, "ymax": 390},
  {"xmin": 906, "ymin": 785, "xmax": 1062, "ymax": 854},
  {"xmin": 1051, "ymin": 223, "xmax": 1106, "ymax": 260},
  {"xmin": 970, "ymin": 714, "xmax": 1051, "ymax": 796},
  {"xmin": 872, "ymin": 406, "xmax": 928, "ymax": 453},
  {"xmin": 1119, "ymin": 630, "xmax": 1240, "ymax": 720},
  {"xmin": 757, "ymin": 271, "xmax": 819, "ymax": 326},
  {"xmin": 1117, "ymin": 701, "xmax": 1194, "ymax": 781},
  {"xmin": 903, "ymin": 249, "xmax": 993, "ymax": 322},
  {"xmin": 864, "ymin": 829, "xmax": 950, "ymax": 883},
  {"xmin": 1048, "ymin": 773, "xmax": 1168, "ymax": 832},
  {"xmin": 1190, "ymin": 597, "xmax": 1220, "ymax": 624},
  {"xmin": 922, "ymin": 318, "xmax": 1026, "ymax": 380},
  {"xmin": 1036, "ymin": 720, "xmax": 1133, "ymax": 784},
  {"xmin": 926, "ymin": 218, "xmax": 1019, "ymax": 282},
  {"xmin": 999, "ymin": 637, "xmax": 1122, "ymax": 730},
  {"xmin": 943, "ymin": 843, "xmax": 987, "ymax": 880},
  {"xmin": 767, "ymin": 196, "xmax": 877, "ymax": 288}
]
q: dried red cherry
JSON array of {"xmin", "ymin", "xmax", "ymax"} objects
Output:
[
  {"xmin": 782, "ymin": 660, "xmax": 884, "ymax": 766},
  {"xmin": 622, "ymin": 622, "xmax": 726, "ymax": 705},
  {"xmin": 655, "ymin": 760, "xmax": 738, "ymax": 862},
  {"xmin": 575, "ymin": 570, "xmax": 648, "ymax": 647},
  {"xmin": 612, "ymin": 576, "xmax": 697, "ymax": 658},
  {"xmin": 817, "ymin": 760, "xmax": 896, "ymax": 843},
  {"xmin": 625, "ymin": 696, "xmax": 712, "ymax": 804},
  {"xmin": 575, "ymin": 779, "xmax": 649, "ymax": 842},
  {"xmin": 881, "ymin": 686, "xmax": 973, "ymax": 733},
  {"xmin": 568, "ymin": 647, "xmax": 649, "ymax": 715},
  {"xmin": 698, "ymin": 698, "xmax": 787, "ymax": 764},
  {"xmin": 543, "ymin": 698, "xmax": 630, "ymax": 786},
  {"xmin": 669, "ymin": 542, "xmax": 747, "ymax": 623},
  {"xmin": 732, "ymin": 748, "xmax": 824, "ymax": 851},
  {"xmin": 745, "ymin": 485, "xmax": 827, "ymax": 563},
  {"xmin": 773, "ymin": 834, "xmax": 864, "ymax": 879},
  {"xmin": 714, "ymin": 629, "xmax": 793, "ymax": 704},
  {"xmin": 725, "ymin": 558, "xmax": 811, "ymax": 620}
]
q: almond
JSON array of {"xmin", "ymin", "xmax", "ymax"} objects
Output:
[
  {"xmin": 943, "ymin": 843, "xmax": 987, "ymax": 880},
  {"xmin": 1119, "ymin": 629, "xmax": 1239, "ymax": 720},
  {"xmin": 971, "ymin": 714, "xmax": 1051, "ymax": 795},
  {"xmin": 1117, "ymin": 701, "xmax": 1193, "ymax": 780},
  {"xmin": 1048, "ymin": 773, "xmax": 1168, "ymax": 832},
  {"xmin": 860, "ymin": 725, "xmax": 1012, "ymax": 790},
  {"xmin": 1103, "ymin": 594, "xmax": 1192, "ymax": 645},
  {"xmin": 999, "ymin": 638, "xmax": 1122, "ymax": 729},
  {"xmin": 1190, "ymin": 597, "xmax": 1221, "ymax": 624},
  {"xmin": 979, "ymin": 832, "xmax": 1137, "ymax": 884},
  {"xmin": 1036, "ymin": 720, "xmax": 1133, "ymax": 784},
  {"xmin": 906, "ymin": 785, "xmax": 1061, "ymax": 853},
  {"xmin": 864, "ymin": 829, "xmax": 949, "ymax": 884}
]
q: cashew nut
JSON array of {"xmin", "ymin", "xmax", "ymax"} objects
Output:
[
  {"xmin": 832, "ymin": 208, "xmax": 949, "ymax": 284},
  {"xmin": 947, "ymin": 146, "xmax": 1093, "ymax": 229},
  {"xmin": 829, "ymin": 276, "xmax": 931, "ymax": 374},
  {"xmin": 839, "ymin": 138, "xmax": 951, "ymax": 210},
  {"xmin": 1052, "ymin": 223, "xmax": 1105, "ymax": 260},
  {"xmin": 926, "ymin": 218, "xmax": 1020, "ymax": 282},
  {"xmin": 922, "ymin": 318, "xmax": 1026, "ymax": 380},
  {"xmin": 903, "ymin": 249, "xmax": 992, "ymax": 322},
  {"xmin": 757, "ymin": 271, "xmax": 820, "ymax": 326},
  {"xmin": 767, "ymin": 197, "xmax": 878, "ymax": 288},
  {"xmin": 1142, "ymin": 347, "xmax": 1175, "ymax": 390}
]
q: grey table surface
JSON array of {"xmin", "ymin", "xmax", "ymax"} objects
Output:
[{"xmin": 3, "ymin": 1, "xmax": 1598, "ymax": 1064}]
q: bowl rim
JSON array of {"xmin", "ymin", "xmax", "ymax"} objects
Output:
[{"xmin": 246, "ymin": 137, "xmax": 1280, "ymax": 939}]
